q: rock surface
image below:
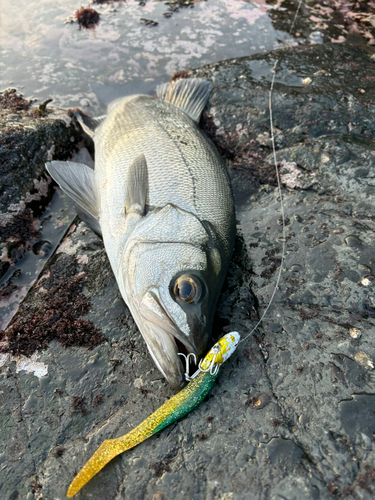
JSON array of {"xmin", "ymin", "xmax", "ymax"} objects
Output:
[
  {"xmin": 0, "ymin": 95, "xmax": 85, "ymax": 328},
  {"xmin": 0, "ymin": 93, "xmax": 82, "ymax": 257},
  {"xmin": 1, "ymin": 43, "xmax": 375, "ymax": 499}
]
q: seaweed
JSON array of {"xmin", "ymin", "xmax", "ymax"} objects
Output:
[
  {"xmin": 201, "ymin": 112, "xmax": 275, "ymax": 186},
  {"xmin": 71, "ymin": 396, "xmax": 87, "ymax": 416},
  {"xmin": 92, "ymin": 394, "xmax": 104, "ymax": 407},
  {"xmin": 0, "ymin": 208, "xmax": 41, "ymax": 243},
  {"xmin": 149, "ymin": 449, "xmax": 178, "ymax": 477},
  {"xmin": 0, "ymin": 255, "xmax": 105, "ymax": 356},
  {"xmin": 51, "ymin": 446, "xmax": 65, "ymax": 458},
  {"xmin": 140, "ymin": 18, "xmax": 158, "ymax": 27},
  {"xmin": 75, "ymin": 6, "xmax": 100, "ymax": 29},
  {"xmin": 0, "ymin": 89, "xmax": 30, "ymax": 112}
]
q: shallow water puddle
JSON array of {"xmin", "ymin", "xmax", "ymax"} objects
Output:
[{"xmin": 0, "ymin": 0, "xmax": 296, "ymax": 113}]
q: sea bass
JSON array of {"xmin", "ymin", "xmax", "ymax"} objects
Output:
[{"xmin": 46, "ymin": 78, "xmax": 235, "ymax": 389}]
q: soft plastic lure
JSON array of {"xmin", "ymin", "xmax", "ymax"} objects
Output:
[{"xmin": 67, "ymin": 331, "xmax": 240, "ymax": 498}]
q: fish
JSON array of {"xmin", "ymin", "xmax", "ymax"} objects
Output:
[
  {"xmin": 46, "ymin": 78, "xmax": 236, "ymax": 389},
  {"xmin": 66, "ymin": 331, "xmax": 240, "ymax": 498}
]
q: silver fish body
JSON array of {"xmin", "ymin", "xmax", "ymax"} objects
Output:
[{"xmin": 46, "ymin": 79, "xmax": 235, "ymax": 388}]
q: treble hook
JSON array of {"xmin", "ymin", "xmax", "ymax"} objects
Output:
[
  {"xmin": 178, "ymin": 350, "xmax": 220, "ymax": 381},
  {"xmin": 178, "ymin": 352, "xmax": 197, "ymax": 381},
  {"xmin": 198, "ymin": 352, "xmax": 220, "ymax": 377}
]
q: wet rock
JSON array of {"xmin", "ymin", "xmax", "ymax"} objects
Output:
[
  {"xmin": 0, "ymin": 100, "xmax": 82, "ymax": 277},
  {"xmin": 0, "ymin": 99, "xmax": 84, "ymax": 328},
  {"xmin": 191, "ymin": 42, "xmax": 375, "ymax": 499},
  {"xmin": 1, "ymin": 43, "xmax": 375, "ymax": 499}
]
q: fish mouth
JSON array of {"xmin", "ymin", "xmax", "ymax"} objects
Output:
[{"xmin": 138, "ymin": 291, "xmax": 198, "ymax": 389}]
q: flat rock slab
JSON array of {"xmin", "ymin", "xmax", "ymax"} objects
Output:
[
  {"xmin": 1, "ymin": 43, "xmax": 375, "ymax": 499},
  {"xmin": 0, "ymin": 99, "xmax": 84, "ymax": 328}
]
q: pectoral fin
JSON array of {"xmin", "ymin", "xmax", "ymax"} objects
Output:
[
  {"xmin": 125, "ymin": 154, "xmax": 148, "ymax": 215},
  {"xmin": 46, "ymin": 161, "xmax": 101, "ymax": 235},
  {"xmin": 156, "ymin": 78, "xmax": 212, "ymax": 123}
]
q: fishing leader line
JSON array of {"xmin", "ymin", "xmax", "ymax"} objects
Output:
[
  {"xmin": 179, "ymin": 1, "xmax": 305, "ymax": 380},
  {"xmin": 239, "ymin": 0, "xmax": 304, "ymax": 345}
]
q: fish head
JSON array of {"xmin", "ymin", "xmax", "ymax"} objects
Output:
[{"xmin": 120, "ymin": 205, "xmax": 227, "ymax": 389}]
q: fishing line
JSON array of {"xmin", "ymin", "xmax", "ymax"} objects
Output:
[{"xmin": 240, "ymin": 0, "xmax": 303, "ymax": 344}]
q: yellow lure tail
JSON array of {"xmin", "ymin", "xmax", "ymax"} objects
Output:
[
  {"xmin": 67, "ymin": 332, "xmax": 240, "ymax": 497},
  {"xmin": 67, "ymin": 390, "xmax": 186, "ymax": 498},
  {"xmin": 67, "ymin": 431, "xmax": 142, "ymax": 498},
  {"xmin": 67, "ymin": 439, "xmax": 122, "ymax": 498}
]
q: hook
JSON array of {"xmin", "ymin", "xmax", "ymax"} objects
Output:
[
  {"xmin": 178, "ymin": 352, "xmax": 197, "ymax": 381},
  {"xmin": 178, "ymin": 349, "xmax": 220, "ymax": 381},
  {"xmin": 198, "ymin": 353, "xmax": 220, "ymax": 376}
]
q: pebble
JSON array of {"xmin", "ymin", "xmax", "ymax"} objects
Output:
[
  {"xmin": 349, "ymin": 328, "xmax": 361, "ymax": 339},
  {"xmin": 354, "ymin": 352, "xmax": 374, "ymax": 370},
  {"xmin": 154, "ymin": 492, "xmax": 165, "ymax": 500},
  {"xmin": 361, "ymin": 276, "xmax": 374, "ymax": 286},
  {"xmin": 80, "ymin": 98, "xmax": 91, "ymax": 107}
]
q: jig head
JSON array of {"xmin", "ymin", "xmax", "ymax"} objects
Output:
[{"xmin": 178, "ymin": 331, "xmax": 240, "ymax": 381}]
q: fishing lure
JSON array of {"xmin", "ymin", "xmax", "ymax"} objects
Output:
[{"xmin": 67, "ymin": 331, "xmax": 240, "ymax": 498}]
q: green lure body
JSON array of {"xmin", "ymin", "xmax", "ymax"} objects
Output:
[{"xmin": 152, "ymin": 370, "xmax": 217, "ymax": 435}]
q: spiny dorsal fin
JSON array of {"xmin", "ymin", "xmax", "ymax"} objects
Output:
[
  {"xmin": 74, "ymin": 111, "xmax": 106, "ymax": 138},
  {"xmin": 125, "ymin": 154, "xmax": 148, "ymax": 215},
  {"xmin": 156, "ymin": 78, "xmax": 212, "ymax": 123},
  {"xmin": 46, "ymin": 161, "xmax": 101, "ymax": 234}
]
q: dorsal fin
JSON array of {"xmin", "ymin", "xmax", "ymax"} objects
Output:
[
  {"xmin": 125, "ymin": 154, "xmax": 148, "ymax": 215},
  {"xmin": 74, "ymin": 111, "xmax": 106, "ymax": 138},
  {"xmin": 45, "ymin": 161, "xmax": 101, "ymax": 234},
  {"xmin": 156, "ymin": 78, "xmax": 212, "ymax": 123}
]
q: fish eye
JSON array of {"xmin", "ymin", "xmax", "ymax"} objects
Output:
[{"xmin": 172, "ymin": 274, "xmax": 202, "ymax": 304}]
